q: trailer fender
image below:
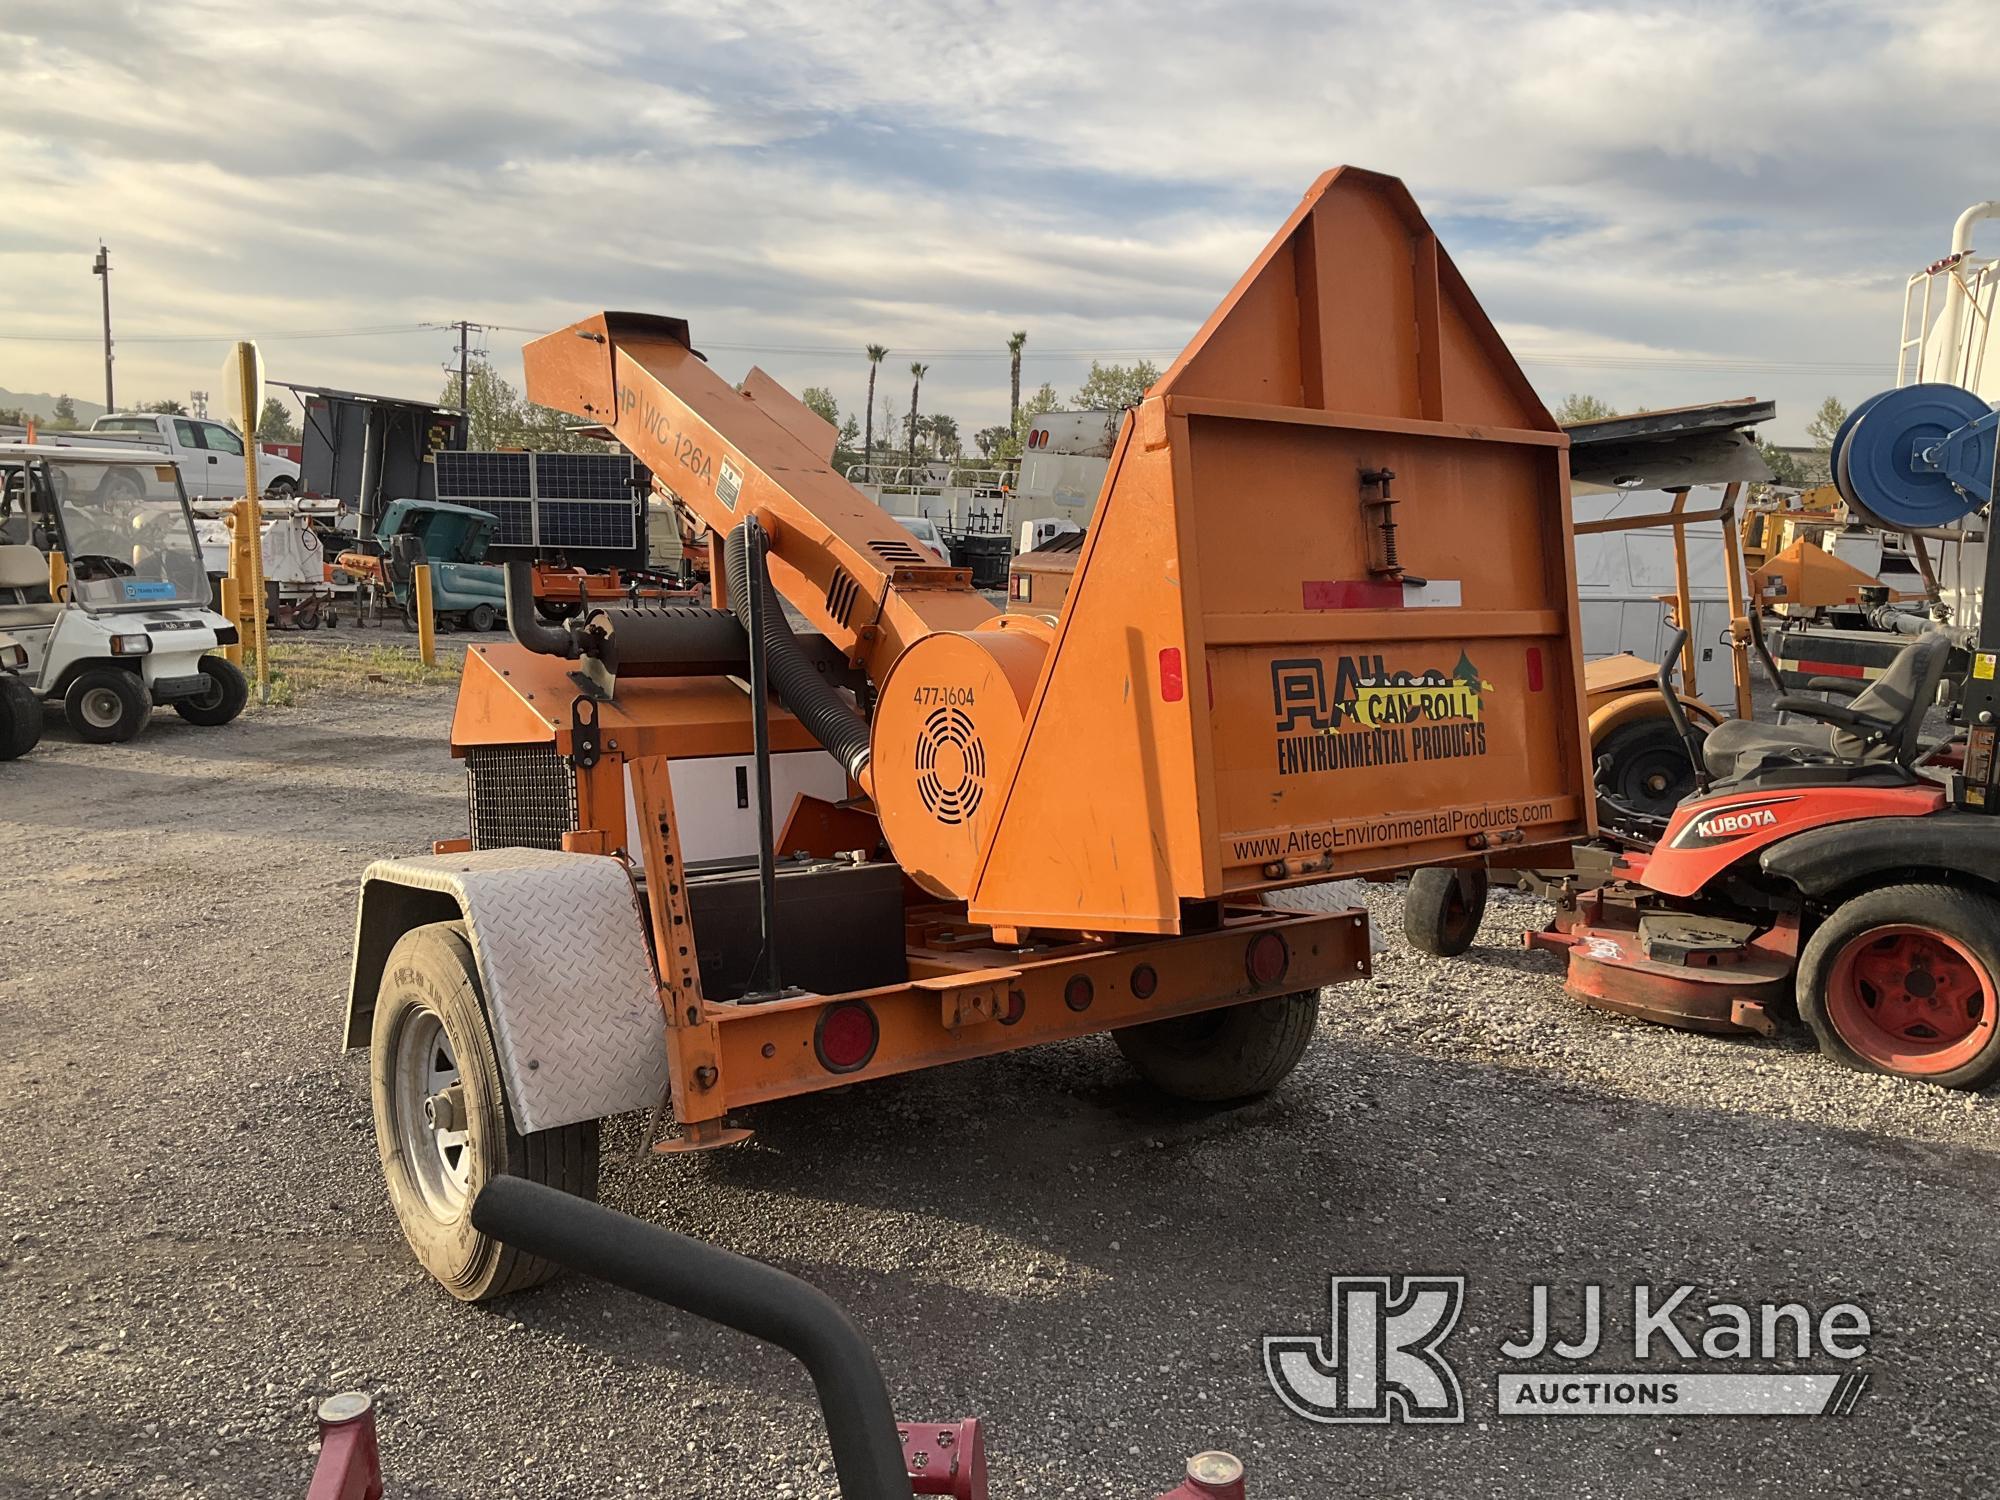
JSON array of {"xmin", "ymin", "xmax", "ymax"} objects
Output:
[
  {"xmin": 344, "ymin": 848, "xmax": 669, "ymax": 1134},
  {"xmin": 1586, "ymin": 690, "xmax": 1722, "ymax": 747}
]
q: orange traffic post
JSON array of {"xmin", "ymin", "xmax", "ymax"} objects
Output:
[{"xmin": 413, "ymin": 564, "xmax": 436, "ymax": 666}]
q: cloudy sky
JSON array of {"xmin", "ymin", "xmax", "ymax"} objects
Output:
[{"xmin": 4, "ymin": 0, "xmax": 1997, "ymax": 442}]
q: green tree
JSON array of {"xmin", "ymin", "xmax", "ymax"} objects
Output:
[
  {"xmin": 974, "ymin": 423, "xmax": 1011, "ymax": 459},
  {"xmin": 1007, "ymin": 330, "xmax": 1027, "ymax": 425},
  {"xmin": 863, "ymin": 344, "xmax": 888, "ymax": 471},
  {"xmin": 50, "ymin": 393, "xmax": 78, "ymax": 430},
  {"xmin": 256, "ymin": 395, "xmax": 300, "ymax": 442},
  {"xmin": 143, "ymin": 397, "xmax": 187, "ymax": 415},
  {"xmin": 905, "ymin": 362, "xmax": 928, "ymax": 470},
  {"xmin": 800, "ymin": 386, "xmax": 840, "ymax": 428},
  {"xmin": 441, "ymin": 361, "xmax": 605, "ymax": 452},
  {"xmin": 928, "ymin": 413, "xmax": 960, "ymax": 461},
  {"xmin": 1072, "ymin": 360, "xmax": 1158, "ymax": 411},
  {"xmin": 1805, "ymin": 395, "xmax": 1848, "ymax": 451},
  {"xmin": 1754, "ymin": 437, "xmax": 1810, "ymax": 488},
  {"xmin": 1552, "ymin": 393, "xmax": 1615, "ymax": 424}
]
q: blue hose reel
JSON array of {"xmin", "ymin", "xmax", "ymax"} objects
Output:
[{"xmin": 1831, "ymin": 381, "xmax": 1995, "ymax": 531}]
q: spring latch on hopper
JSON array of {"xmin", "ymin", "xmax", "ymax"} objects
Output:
[{"xmin": 1360, "ymin": 466, "xmax": 1424, "ymax": 585}]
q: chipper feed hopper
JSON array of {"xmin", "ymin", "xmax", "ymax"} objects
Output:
[{"xmin": 344, "ymin": 167, "xmax": 1594, "ymax": 1300}]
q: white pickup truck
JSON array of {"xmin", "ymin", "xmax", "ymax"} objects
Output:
[{"xmin": 45, "ymin": 413, "xmax": 303, "ymax": 500}]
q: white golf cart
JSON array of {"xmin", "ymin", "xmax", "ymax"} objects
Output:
[
  {"xmin": 0, "ymin": 443, "xmax": 246, "ymax": 742},
  {"xmin": 0, "ymin": 627, "xmax": 38, "ymax": 759}
]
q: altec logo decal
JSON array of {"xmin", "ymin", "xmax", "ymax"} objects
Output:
[{"xmin": 1270, "ymin": 653, "xmax": 1493, "ymax": 777}]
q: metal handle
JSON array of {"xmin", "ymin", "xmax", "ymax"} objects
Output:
[
  {"xmin": 471, "ymin": 1178, "xmax": 913, "ymax": 1500},
  {"xmin": 1655, "ymin": 625, "xmax": 1711, "ymax": 793}
]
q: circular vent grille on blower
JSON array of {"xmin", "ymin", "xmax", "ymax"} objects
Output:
[{"xmin": 913, "ymin": 706, "xmax": 986, "ymax": 825}]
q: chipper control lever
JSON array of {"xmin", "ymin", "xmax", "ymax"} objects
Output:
[{"xmin": 473, "ymin": 1177, "xmax": 914, "ymax": 1500}]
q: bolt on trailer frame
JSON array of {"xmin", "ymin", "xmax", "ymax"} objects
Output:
[{"xmin": 343, "ymin": 168, "xmax": 1594, "ymax": 1297}]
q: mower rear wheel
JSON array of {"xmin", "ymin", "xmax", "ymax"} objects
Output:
[
  {"xmin": 1799, "ymin": 884, "xmax": 2000, "ymax": 1089},
  {"xmin": 64, "ymin": 668, "xmax": 149, "ymax": 743},
  {"xmin": 1114, "ymin": 989, "xmax": 1320, "ymax": 1102},
  {"xmin": 1403, "ymin": 866, "xmax": 1489, "ymax": 957},
  {"xmin": 0, "ymin": 672, "xmax": 41, "ymax": 760},
  {"xmin": 371, "ymin": 921, "xmax": 599, "ymax": 1299}
]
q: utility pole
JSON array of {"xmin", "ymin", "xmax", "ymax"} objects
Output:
[
  {"xmin": 92, "ymin": 244, "xmax": 113, "ymax": 413},
  {"xmin": 455, "ymin": 319, "xmax": 471, "ymax": 410}
]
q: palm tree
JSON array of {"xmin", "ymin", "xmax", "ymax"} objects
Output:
[
  {"xmin": 863, "ymin": 344, "xmax": 887, "ymax": 471},
  {"xmin": 906, "ymin": 362, "xmax": 928, "ymax": 471},
  {"xmin": 1007, "ymin": 331, "xmax": 1027, "ymax": 427},
  {"xmin": 929, "ymin": 412, "xmax": 960, "ymax": 461}
]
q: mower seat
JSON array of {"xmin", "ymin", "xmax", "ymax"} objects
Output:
[
  {"xmin": 0, "ymin": 543, "xmax": 57, "ymax": 629},
  {"xmin": 1700, "ymin": 632, "xmax": 1952, "ymax": 782}
]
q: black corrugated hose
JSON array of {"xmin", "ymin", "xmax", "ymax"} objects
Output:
[{"xmin": 724, "ymin": 519, "xmax": 873, "ymax": 785}]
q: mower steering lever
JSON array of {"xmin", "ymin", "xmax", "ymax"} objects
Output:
[{"xmin": 1654, "ymin": 626, "xmax": 1711, "ymax": 793}]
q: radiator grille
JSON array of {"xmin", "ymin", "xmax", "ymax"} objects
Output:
[{"xmin": 466, "ymin": 744, "xmax": 578, "ymax": 851}]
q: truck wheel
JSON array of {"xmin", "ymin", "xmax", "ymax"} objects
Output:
[
  {"xmin": 1799, "ymin": 884, "xmax": 2000, "ymax": 1090},
  {"xmin": 0, "ymin": 673, "xmax": 41, "ymax": 760},
  {"xmin": 465, "ymin": 603, "xmax": 499, "ymax": 633},
  {"xmin": 64, "ymin": 668, "xmax": 149, "ymax": 743},
  {"xmin": 371, "ymin": 922, "xmax": 599, "ymax": 1300},
  {"xmin": 173, "ymin": 656, "xmax": 249, "ymax": 727},
  {"xmin": 1403, "ymin": 866, "xmax": 1488, "ymax": 957},
  {"xmin": 1595, "ymin": 717, "xmax": 1700, "ymax": 821},
  {"xmin": 265, "ymin": 476, "xmax": 298, "ymax": 500},
  {"xmin": 1114, "ymin": 990, "xmax": 1320, "ymax": 1102}
]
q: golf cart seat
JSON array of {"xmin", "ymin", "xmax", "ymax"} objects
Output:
[
  {"xmin": 1700, "ymin": 631, "xmax": 1953, "ymax": 782},
  {"xmin": 0, "ymin": 543, "xmax": 57, "ymax": 629}
]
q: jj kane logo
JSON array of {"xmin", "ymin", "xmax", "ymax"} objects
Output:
[
  {"xmin": 1265, "ymin": 1277, "xmax": 1873, "ymax": 1424},
  {"xmin": 1271, "ymin": 653, "xmax": 1492, "ymax": 777}
]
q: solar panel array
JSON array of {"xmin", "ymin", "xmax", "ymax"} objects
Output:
[{"xmin": 434, "ymin": 450, "xmax": 641, "ymax": 552}]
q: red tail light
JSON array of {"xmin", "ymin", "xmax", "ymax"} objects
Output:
[
  {"xmin": 1064, "ymin": 974, "xmax": 1094, "ymax": 1012},
  {"xmin": 814, "ymin": 1002, "xmax": 879, "ymax": 1073},
  {"xmin": 1130, "ymin": 963, "xmax": 1159, "ymax": 999},
  {"xmin": 1246, "ymin": 931, "xmax": 1290, "ymax": 987}
]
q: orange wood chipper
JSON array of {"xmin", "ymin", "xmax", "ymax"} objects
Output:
[{"xmin": 342, "ymin": 167, "xmax": 1595, "ymax": 1300}]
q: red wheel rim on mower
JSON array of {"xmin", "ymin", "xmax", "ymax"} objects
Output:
[{"xmin": 1825, "ymin": 924, "xmax": 1997, "ymax": 1076}]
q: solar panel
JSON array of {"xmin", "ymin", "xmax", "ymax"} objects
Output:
[{"xmin": 432, "ymin": 451, "xmax": 641, "ymax": 552}]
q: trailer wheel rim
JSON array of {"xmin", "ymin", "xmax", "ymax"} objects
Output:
[
  {"xmin": 79, "ymin": 685, "xmax": 126, "ymax": 729},
  {"xmin": 393, "ymin": 1008, "xmax": 476, "ymax": 1215},
  {"xmin": 1825, "ymin": 924, "xmax": 1995, "ymax": 1075}
]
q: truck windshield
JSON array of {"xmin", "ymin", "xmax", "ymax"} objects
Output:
[{"xmin": 45, "ymin": 458, "xmax": 207, "ymax": 610}]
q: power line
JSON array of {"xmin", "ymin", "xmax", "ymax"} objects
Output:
[{"xmin": 0, "ymin": 323, "xmax": 435, "ymax": 344}]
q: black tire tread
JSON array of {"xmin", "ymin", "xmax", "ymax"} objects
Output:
[
  {"xmin": 64, "ymin": 667, "xmax": 148, "ymax": 743},
  {"xmin": 1114, "ymin": 989, "xmax": 1321, "ymax": 1102},
  {"xmin": 0, "ymin": 673, "xmax": 40, "ymax": 760},
  {"xmin": 1403, "ymin": 866, "xmax": 1489, "ymax": 957}
]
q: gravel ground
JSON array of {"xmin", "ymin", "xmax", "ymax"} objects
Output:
[{"xmin": 1, "ymin": 657, "xmax": 1996, "ymax": 1499}]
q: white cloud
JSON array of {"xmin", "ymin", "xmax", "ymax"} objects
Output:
[{"xmin": 3, "ymin": 0, "xmax": 1996, "ymax": 439}]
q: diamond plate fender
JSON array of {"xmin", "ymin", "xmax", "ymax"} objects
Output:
[{"xmin": 343, "ymin": 848, "xmax": 669, "ymax": 1134}]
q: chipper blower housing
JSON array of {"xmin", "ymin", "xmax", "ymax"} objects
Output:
[{"xmin": 342, "ymin": 167, "xmax": 1596, "ymax": 1301}]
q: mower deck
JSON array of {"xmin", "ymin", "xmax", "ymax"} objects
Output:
[{"xmin": 1528, "ymin": 886, "xmax": 1797, "ymax": 1036}]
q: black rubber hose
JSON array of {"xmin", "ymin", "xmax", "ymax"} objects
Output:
[
  {"xmin": 724, "ymin": 520, "xmax": 872, "ymax": 784},
  {"xmin": 503, "ymin": 561, "xmax": 577, "ymax": 658},
  {"xmin": 472, "ymin": 1179, "xmax": 912, "ymax": 1500}
]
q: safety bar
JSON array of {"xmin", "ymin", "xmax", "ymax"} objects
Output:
[{"xmin": 471, "ymin": 1178, "xmax": 913, "ymax": 1500}]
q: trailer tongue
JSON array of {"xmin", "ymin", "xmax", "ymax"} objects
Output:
[{"xmin": 343, "ymin": 166, "xmax": 1592, "ymax": 1303}]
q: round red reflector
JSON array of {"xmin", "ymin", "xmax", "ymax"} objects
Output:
[
  {"xmin": 999, "ymin": 988, "xmax": 1026, "ymax": 1025},
  {"xmin": 1064, "ymin": 974, "xmax": 1094, "ymax": 1012},
  {"xmin": 1130, "ymin": 963, "xmax": 1159, "ymax": 1000},
  {"xmin": 1246, "ymin": 931, "xmax": 1290, "ymax": 987},
  {"xmin": 814, "ymin": 1002, "xmax": 879, "ymax": 1073}
]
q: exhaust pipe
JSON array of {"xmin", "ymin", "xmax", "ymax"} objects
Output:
[{"xmin": 503, "ymin": 561, "xmax": 579, "ymax": 658}]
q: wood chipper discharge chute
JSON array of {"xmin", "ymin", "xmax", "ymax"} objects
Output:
[
  {"xmin": 343, "ymin": 167, "xmax": 1594, "ymax": 1302},
  {"xmin": 522, "ymin": 167, "xmax": 1592, "ymax": 937}
]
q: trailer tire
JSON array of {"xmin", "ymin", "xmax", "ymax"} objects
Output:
[
  {"xmin": 173, "ymin": 656, "xmax": 249, "ymax": 727},
  {"xmin": 371, "ymin": 921, "xmax": 599, "ymax": 1300},
  {"xmin": 0, "ymin": 672, "xmax": 41, "ymax": 760},
  {"xmin": 1799, "ymin": 883, "xmax": 2000, "ymax": 1091},
  {"xmin": 1402, "ymin": 866, "xmax": 1488, "ymax": 957},
  {"xmin": 1114, "ymin": 989, "xmax": 1320, "ymax": 1102},
  {"xmin": 64, "ymin": 668, "xmax": 149, "ymax": 743},
  {"xmin": 535, "ymin": 601, "xmax": 581, "ymax": 624}
]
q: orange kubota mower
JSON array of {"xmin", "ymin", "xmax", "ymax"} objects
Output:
[{"xmin": 341, "ymin": 168, "xmax": 1596, "ymax": 1300}]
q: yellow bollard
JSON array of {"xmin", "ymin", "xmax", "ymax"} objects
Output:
[
  {"xmin": 47, "ymin": 550, "xmax": 67, "ymax": 602},
  {"xmin": 413, "ymin": 563, "xmax": 436, "ymax": 666},
  {"xmin": 231, "ymin": 342, "xmax": 270, "ymax": 705},
  {"xmin": 219, "ymin": 576, "xmax": 243, "ymax": 666}
]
